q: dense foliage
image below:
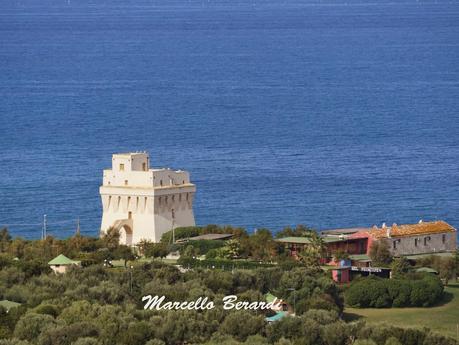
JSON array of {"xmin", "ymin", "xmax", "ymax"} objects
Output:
[
  {"xmin": 415, "ymin": 254, "xmax": 458, "ymax": 285},
  {"xmin": 345, "ymin": 274, "xmax": 444, "ymax": 308},
  {"xmin": 0, "ymin": 227, "xmax": 457, "ymax": 344},
  {"xmin": 368, "ymin": 241, "xmax": 392, "ymax": 267}
]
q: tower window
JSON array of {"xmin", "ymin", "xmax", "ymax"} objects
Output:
[
  {"xmin": 442, "ymin": 234, "xmax": 446, "ymax": 244},
  {"xmin": 414, "ymin": 238, "xmax": 418, "ymax": 247},
  {"xmin": 142, "ymin": 162, "xmax": 147, "ymax": 171},
  {"xmin": 128, "ymin": 211, "xmax": 132, "ymax": 219},
  {"xmin": 124, "ymin": 180, "xmax": 128, "ymax": 186},
  {"xmin": 119, "ymin": 164, "xmax": 125, "ymax": 171},
  {"xmin": 160, "ymin": 180, "xmax": 163, "ymax": 187},
  {"xmin": 393, "ymin": 241, "xmax": 397, "ymax": 250}
]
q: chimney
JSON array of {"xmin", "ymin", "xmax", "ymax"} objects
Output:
[
  {"xmin": 382, "ymin": 222, "xmax": 386, "ymax": 229},
  {"xmin": 386, "ymin": 227, "xmax": 391, "ymax": 238}
]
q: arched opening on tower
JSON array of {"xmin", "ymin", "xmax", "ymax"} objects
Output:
[{"xmin": 119, "ymin": 225, "xmax": 133, "ymax": 246}]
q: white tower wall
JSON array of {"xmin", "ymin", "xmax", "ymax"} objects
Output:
[{"xmin": 100, "ymin": 152, "xmax": 196, "ymax": 245}]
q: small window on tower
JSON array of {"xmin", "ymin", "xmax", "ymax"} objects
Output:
[
  {"xmin": 124, "ymin": 180, "xmax": 128, "ymax": 186},
  {"xmin": 442, "ymin": 234, "xmax": 446, "ymax": 244},
  {"xmin": 142, "ymin": 162, "xmax": 147, "ymax": 171},
  {"xmin": 119, "ymin": 163, "xmax": 125, "ymax": 171}
]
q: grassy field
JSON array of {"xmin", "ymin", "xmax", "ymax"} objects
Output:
[{"xmin": 344, "ymin": 281, "xmax": 459, "ymax": 339}]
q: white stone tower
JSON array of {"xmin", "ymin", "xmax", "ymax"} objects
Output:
[{"xmin": 100, "ymin": 152, "xmax": 196, "ymax": 245}]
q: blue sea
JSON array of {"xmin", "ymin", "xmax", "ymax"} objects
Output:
[{"xmin": 1, "ymin": 0, "xmax": 458, "ymax": 239}]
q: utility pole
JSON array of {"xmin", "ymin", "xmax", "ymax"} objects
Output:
[
  {"xmin": 171, "ymin": 209, "xmax": 175, "ymax": 244},
  {"xmin": 287, "ymin": 288, "xmax": 296, "ymax": 316},
  {"xmin": 76, "ymin": 217, "xmax": 80, "ymax": 236},
  {"xmin": 129, "ymin": 265, "xmax": 134, "ymax": 293},
  {"xmin": 42, "ymin": 214, "xmax": 47, "ymax": 240}
]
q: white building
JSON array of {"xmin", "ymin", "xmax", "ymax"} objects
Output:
[{"xmin": 100, "ymin": 152, "xmax": 196, "ymax": 245}]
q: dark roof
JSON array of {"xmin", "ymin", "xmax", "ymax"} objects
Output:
[
  {"xmin": 276, "ymin": 236, "xmax": 346, "ymax": 244},
  {"xmin": 321, "ymin": 227, "xmax": 371, "ymax": 235},
  {"xmin": 184, "ymin": 233, "xmax": 234, "ymax": 241}
]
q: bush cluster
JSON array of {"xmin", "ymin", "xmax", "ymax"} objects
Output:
[{"xmin": 345, "ymin": 274, "xmax": 444, "ymax": 308}]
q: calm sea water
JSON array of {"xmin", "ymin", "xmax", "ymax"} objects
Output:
[{"xmin": 1, "ymin": 0, "xmax": 458, "ymax": 239}]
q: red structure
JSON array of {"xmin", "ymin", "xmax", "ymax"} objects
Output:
[{"xmin": 331, "ymin": 267, "xmax": 350, "ymax": 284}]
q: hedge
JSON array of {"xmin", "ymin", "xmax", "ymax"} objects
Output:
[{"xmin": 345, "ymin": 274, "xmax": 444, "ymax": 308}]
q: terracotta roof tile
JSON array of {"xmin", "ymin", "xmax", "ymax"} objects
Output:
[{"xmin": 368, "ymin": 221, "xmax": 456, "ymax": 239}]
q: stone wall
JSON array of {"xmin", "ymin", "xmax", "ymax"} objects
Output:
[{"xmin": 389, "ymin": 231, "xmax": 456, "ymax": 256}]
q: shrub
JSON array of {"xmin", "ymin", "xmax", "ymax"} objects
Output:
[
  {"xmin": 185, "ymin": 240, "xmax": 226, "ymax": 256},
  {"xmin": 219, "ymin": 311, "xmax": 265, "ymax": 342},
  {"xmin": 0, "ymin": 340, "xmax": 33, "ymax": 345},
  {"xmin": 144, "ymin": 243, "xmax": 169, "ymax": 259},
  {"xmin": 345, "ymin": 277, "xmax": 390, "ymax": 308},
  {"xmin": 33, "ymin": 304, "xmax": 59, "ymax": 318},
  {"xmin": 385, "ymin": 337, "xmax": 402, "ymax": 345},
  {"xmin": 145, "ymin": 340, "xmax": 166, "ymax": 345},
  {"xmin": 345, "ymin": 275, "xmax": 443, "ymax": 308},
  {"xmin": 386, "ymin": 280, "xmax": 411, "ymax": 307},
  {"xmin": 369, "ymin": 241, "xmax": 392, "ymax": 266},
  {"xmin": 390, "ymin": 257, "xmax": 411, "ymax": 277},
  {"xmin": 266, "ymin": 316, "xmax": 320, "ymax": 344},
  {"xmin": 37, "ymin": 322, "xmax": 99, "ymax": 345},
  {"xmin": 13, "ymin": 313, "xmax": 56, "ymax": 341},
  {"xmin": 320, "ymin": 321, "xmax": 349, "ymax": 345},
  {"xmin": 354, "ymin": 340, "xmax": 378, "ymax": 345},
  {"xmin": 72, "ymin": 339, "xmax": 101, "ymax": 345},
  {"xmin": 422, "ymin": 332, "xmax": 458, "ymax": 345}
]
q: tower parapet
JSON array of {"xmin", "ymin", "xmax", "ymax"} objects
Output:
[{"xmin": 100, "ymin": 152, "xmax": 196, "ymax": 245}]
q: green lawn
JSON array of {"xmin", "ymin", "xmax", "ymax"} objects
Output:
[{"xmin": 344, "ymin": 281, "xmax": 459, "ymax": 339}]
